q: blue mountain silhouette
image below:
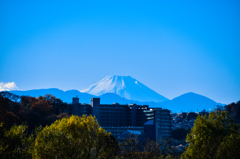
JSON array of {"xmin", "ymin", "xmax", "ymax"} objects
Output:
[{"xmin": 9, "ymin": 89, "xmax": 224, "ymax": 112}]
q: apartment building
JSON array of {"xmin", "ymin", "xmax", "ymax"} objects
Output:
[
  {"xmin": 69, "ymin": 97, "xmax": 171, "ymax": 141},
  {"xmin": 154, "ymin": 108, "xmax": 172, "ymax": 139}
]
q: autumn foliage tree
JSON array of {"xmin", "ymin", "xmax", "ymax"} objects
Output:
[
  {"xmin": 0, "ymin": 95, "xmax": 21, "ymax": 128},
  {"xmin": 0, "ymin": 92, "xmax": 69, "ymax": 131},
  {"xmin": 225, "ymin": 100, "xmax": 240, "ymax": 122}
]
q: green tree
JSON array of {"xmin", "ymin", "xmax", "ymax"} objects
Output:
[
  {"xmin": 217, "ymin": 132, "xmax": 240, "ymax": 158},
  {"xmin": 0, "ymin": 123, "xmax": 33, "ymax": 159},
  {"xmin": 33, "ymin": 115, "xmax": 119, "ymax": 159},
  {"xmin": 181, "ymin": 111, "xmax": 240, "ymax": 159}
]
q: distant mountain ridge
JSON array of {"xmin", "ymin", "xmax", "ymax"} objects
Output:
[
  {"xmin": 7, "ymin": 75, "xmax": 225, "ymax": 112},
  {"xmin": 80, "ymin": 75, "xmax": 168, "ymax": 102},
  {"xmin": 10, "ymin": 88, "xmax": 95, "ymax": 104},
  {"xmin": 9, "ymin": 88, "xmax": 162, "ymax": 107}
]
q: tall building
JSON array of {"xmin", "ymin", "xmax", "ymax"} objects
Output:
[
  {"xmin": 69, "ymin": 97, "xmax": 171, "ymax": 141},
  {"xmin": 154, "ymin": 108, "xmax": 172, "ymax": 139}
]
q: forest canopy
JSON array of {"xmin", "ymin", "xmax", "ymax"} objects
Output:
[{"xmin": 0, "ymin": 92, "xmax": 69, "ymax": 130}]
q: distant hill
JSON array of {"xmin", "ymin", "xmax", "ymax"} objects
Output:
[
  {"xmin": 162, "ymin": 92, "xmax": 225, "ymax": 112},
  {"xmin": 10, "ymin": 88, "xmax": 95, "ymax": 104},
  {"xmin": 81, "ymin": 75, "xmax": 169, "ymax": 102},
  {"xmin": 9, "ymin": 89, "xmax": 225, "ymax": 113}
]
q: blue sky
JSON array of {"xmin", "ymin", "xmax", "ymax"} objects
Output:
[{"xmin": 0, "ymin": 0, "xmax": 239, "ymax": 104}]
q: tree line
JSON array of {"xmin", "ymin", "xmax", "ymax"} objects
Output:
[
  {"xmin": 0, "ymin": 115, "xmax": 177, "ymax": 159},
  {"xmin": 0, "ymin": 92, "xmax": 69, "ymax": 131}
]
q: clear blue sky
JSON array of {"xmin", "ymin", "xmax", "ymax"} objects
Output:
[{"xmin": 0, "ymin": 0, "xmax": 239, "ymax": 104}]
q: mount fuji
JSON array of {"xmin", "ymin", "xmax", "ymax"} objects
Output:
[{"xmin": 80, "ymin": 75, "xmax": 169, "ymax": 102}]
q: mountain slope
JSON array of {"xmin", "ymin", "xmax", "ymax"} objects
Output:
[
  {"xmin": 80, "ymin": 75, "xmax": 168, "ymax": 102},
  {"xmin": 162, "ymin": 92, "xmax": 224, "ymax": 112}
]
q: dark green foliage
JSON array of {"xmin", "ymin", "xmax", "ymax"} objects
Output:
[{"xmin": 0, "ymin": 123, "xmax": 34, "ymax": 159}]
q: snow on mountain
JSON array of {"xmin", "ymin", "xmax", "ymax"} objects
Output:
[{"xmin": 80, "ymin": 75, "xmax": 168, "ymax": 102}]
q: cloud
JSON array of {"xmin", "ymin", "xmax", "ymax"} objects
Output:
[{"xmin": 0, "ymin": 82, "xmax": 19, "ymax": 91}]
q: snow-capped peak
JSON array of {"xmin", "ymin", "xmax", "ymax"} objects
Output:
[{"xmin": 80, "ymin": 75, "xmax": 168, "ymax": 102}]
